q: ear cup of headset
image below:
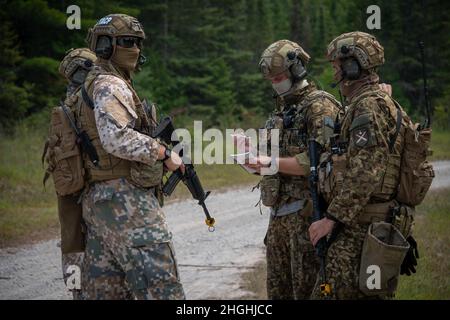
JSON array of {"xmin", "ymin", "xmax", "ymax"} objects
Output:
[
  {"xmin": 286, "ymin": 50, "xmax": 307, "ymax": 82},
  {"xmin": 342, "ymin": 58, "xmax": 361, "ymax": 80},
  {"xmin": 290, "ymin": 60, "xmax": 308, "ymax": 81},
  {"xmin": 95, "ymin": 36, "xmax": 113, "ymax": 59}
]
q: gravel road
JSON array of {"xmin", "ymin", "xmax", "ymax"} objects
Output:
[{"xmin": 1, "ymin": 161, "xmax": 449, "ymax": 300}]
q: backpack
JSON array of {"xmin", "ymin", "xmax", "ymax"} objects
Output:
[
  {"xmin": 42, "ymin": 101, "xmax": 85, "ymax": 196},
  {"xmin": 395, "ymin": 108, "xmax": 434, "ymax": 206}
]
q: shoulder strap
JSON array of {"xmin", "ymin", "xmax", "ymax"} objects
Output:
[
  {"xmin": 81, "ymin": 85, "xmax": 95, "ymax": 110},
  {"xmin": 389, "ymin": 99, "xmax": 403, "ymax": 153}
]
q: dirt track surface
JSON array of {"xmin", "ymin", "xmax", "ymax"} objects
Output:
[
  {"xmin": 1, "ymin": 161, "xmax": 449, "ymax": 300},
  {"xmin": 0, "ymin": 186, "xmax": 268, "ymax": 300}
]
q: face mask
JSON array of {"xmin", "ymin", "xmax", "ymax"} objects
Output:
[
  {"xmin": 272, "ymin": 78, "xmax": 293, "ymax": 96},
  {"xmin": 111, "ymin": 46, "xmax": 140, "ymax": 72}
]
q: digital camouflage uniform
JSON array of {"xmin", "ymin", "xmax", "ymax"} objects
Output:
[
  {"xmin": 77, "ymin": 14, "xmax": 184, "ymax": 300},
  {"xmin": 58, "ymin": 48, "xmax": 97, "ymax": 300},
  {"xmin": 312, "ymin": 32, "xmax": 406, "ymax": 299},
  {"xmin": 259, "ymin": 40, "xmax": 341, "ymax": 299}
]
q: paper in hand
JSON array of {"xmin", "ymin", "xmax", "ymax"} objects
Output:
[{"xmin": 230, "ymin": 133, "xmax": 258, "ymax": 174}]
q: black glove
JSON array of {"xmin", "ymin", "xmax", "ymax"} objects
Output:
[{"xmin": 400, "ymin": 236, "xmax": 419, "ymax": 276}]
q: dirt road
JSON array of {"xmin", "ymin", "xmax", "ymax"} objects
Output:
[{"xmin": 1, "ymin": 161, "xmax": 449, "ymax": 300}]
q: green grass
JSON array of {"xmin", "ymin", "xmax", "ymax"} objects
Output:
[
  {"xmin": 430, "ymin": 129, "xmax": 450, "ymax": 161},
  {"xmin": 239, "ymin": 188, "xmax": 450, "ymax": 300},
  {"xmin": 395, "ymin": 188, "xmax": 450, "ymax": 299},
  {"xmin": 0, "ymin": 124, "xmax": 60, "ymax": 247}
]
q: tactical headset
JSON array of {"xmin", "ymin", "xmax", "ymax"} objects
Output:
[
  {"xmin": 95, "ymin": 36, "xmax": 114, "ymax": 59},
  {"xmin": 287, "ymin": 51, "xmax": 308, "ymax": 82},
  {"xmin": 94, "ymin": 35, "xmax": 147, "ymax": 67},
  {"xmin": 339, "ymin": 45, "xmax": 361, "ymax": 80},
  {"xmin": 71, "ymin": 59, "xmax": 93, "ymax": 85}
]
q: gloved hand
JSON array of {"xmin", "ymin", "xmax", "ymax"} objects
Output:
[{"xmin": 400, "ymin": 236, "xmax": 419, "ymax": 276}]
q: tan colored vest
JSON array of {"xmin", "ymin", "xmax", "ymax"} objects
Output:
[{"xmin": 71, "ymin": 65, "xmax": 155, "ymax": 183}]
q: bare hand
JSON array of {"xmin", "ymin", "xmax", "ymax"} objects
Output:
[
  {"xmin": 309, "ymin": 218, "xmax": 335, "ymax": 247},
  {"xmin": 245, "ymin": 155, "xmax": 272, "ymax": 173},
  {"xmin": 379, "ymin": 83, "xmax": 392, "ymax": 96},
  {"xmin": 164, "ymin": 151, "xmax": 185, "ymax": 173}
]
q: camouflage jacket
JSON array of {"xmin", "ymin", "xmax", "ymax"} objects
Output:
[
  {"xmin": 327, "ymin": 83, "xmax": 402, "ymax": 226},
  {"xmin": 263, "ymin": 82, "xmax": 341, "ymax": 208}
]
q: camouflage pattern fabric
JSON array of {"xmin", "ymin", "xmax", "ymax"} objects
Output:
[
  {"xmin": 310, "ymin": 224, "xmax": 369, "ymax": 299},
  {"xmin": 81, "ymin": 178, "xmax": 184, "ymax": 300},
  {"xmin": 76, "ymin": 57, "xmax": 183, "ymax": 299},
  {"xmin": 316, "ymin": 83, "xmax": 401, "ymax": 299},
  {"xmin": 264, "ymin": 83, "xmax": 341, "ymax": 300},
  {"xmin": 264, "ymin": 83, "xmax": 341, "ymax": 208},
  {"xmin": 93, "ymin": 74, "xmax": 160, "ymax": 166},
  {"xmin": 266, "ymin": 212, "xmax": 319, "ymax": 299}
]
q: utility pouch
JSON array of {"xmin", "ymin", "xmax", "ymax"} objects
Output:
[
  {"xmin": 390, "ymin": 205, "xmax": 415, "ymax": 239},
  {"xmin": 43, "ymin": 106, "xmax": 85, "ymax": 196},
  {"xmin": 260, "ymin": 174, "xmax": 280, "ymax": 207},
  {"xmin": 359, "ymin": 222, "xmax": 410, "ymax": 297},
  {"xmin": 318, "ymin": 153, "xmax": 347, "ymax": 203},
  {"xmin": 129, "ymin": 161, "xmax": 164, "ymax": 188}
]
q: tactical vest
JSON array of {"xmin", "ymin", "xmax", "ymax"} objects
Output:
[
  {"xmin": 261, "ymin": 86, "xmax": 340, "ymax": 208},
  {"xmin": 71, "ymin": 65, "xmax": 161, "ymax": 186}
]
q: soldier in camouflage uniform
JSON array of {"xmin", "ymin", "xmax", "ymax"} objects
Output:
[
  {"xmin": 57, "ymin": 47, "xmax": 97, "ymax": 300},
  {"xmin": 309, "ymin": 32, "xmax": 413, "ymax": 299},
  {"xmin": 75, "ymin": 14, "xmax": 185, "ymax": 300},
  {"xmin": 247, "ymin": 40, "xmax": 341, "ymax": 299}
]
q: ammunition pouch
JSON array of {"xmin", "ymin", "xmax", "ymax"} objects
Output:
[
  {"xmin": 318, "ymin": 152, "xmax": 347, "ymax": 203},
  {"xmin": 359, "ymin": 222, "xmax": 410, "ymax": 297}
]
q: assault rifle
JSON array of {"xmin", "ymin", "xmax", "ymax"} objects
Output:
[
  {"xmin": 152, "ymin": 117, "xmax": 216, "ymax": 231},
  {"xmin": 308, "ymin": 138, "xmax": 331, "ymax": 298}
]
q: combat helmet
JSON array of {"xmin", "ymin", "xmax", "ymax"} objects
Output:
[
  {"xmin": 59, "ymin": 48, "xmax": 96, "ymax": 84},
  {"xmin": 327, "ymin": 31, "xmax": 384, "ymax": 71},
  {"xmin": 86, "ymin": 14, "xmax": 146, "ymax": 60},
  {"xmin": 259, "ymin": 40, "xmax": 310, "ymax": 80}
]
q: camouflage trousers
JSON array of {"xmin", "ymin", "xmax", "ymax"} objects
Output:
[
  {"xmin": 311, "ymin": 223, "xmax": 373, "ymax": 300},
  {"xmin": 266, "ymin": 210, "xmax": 319, "ymax": 300},
  {"xmin": 61, "ymin": 252, "xmax": 84, "ymax": 300},
  {"xmin": 80, "ymin": 178, "xmax": 185, "ymax": 300}
]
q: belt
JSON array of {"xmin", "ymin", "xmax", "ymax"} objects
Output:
[{"xmin": 270, "ymin": 199, "xmax": 307, "ymax": 217}]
